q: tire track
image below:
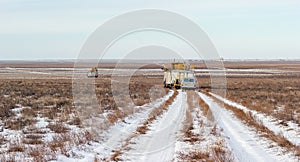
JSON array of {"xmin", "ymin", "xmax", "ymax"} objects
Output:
[
  {"xmin": 210, "ymin": 92, "xmax": 300, "ymax": 148},
  {"xmin": 108, "ymin": 90, "xmax": 181, "ymax": 161},
  {"xmin": 199, "ymin": 92, "xmax": 299, "ymax": 162},
  {"xmin": 116, "ymin": 90, "xmax": 186, "ymax": 161},
  {"xmin": 175, "ymin": 91, "xmax": 234, "ymax": 162}
]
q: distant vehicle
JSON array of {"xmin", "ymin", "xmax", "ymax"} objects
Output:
[
  {"xmin": 87, "ymin": 67, "xmax": 98, "ymax": 78},
  {"xmin": 163, "ymin": 62, "xmax": 197, "ymax": 90}
]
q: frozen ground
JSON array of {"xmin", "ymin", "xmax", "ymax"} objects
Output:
[
  {"xmin": 57, "ymin": 91, "xmax": 176, "ymax": 161},
  {"xmin": 210, "ymin": 92, "xmax": 300, "ymax": 147},
  {"xmin": 121, "ymin": 91, "xmax": 186, "ymax": 161},
  {"xmin": 199, "ymin": 92, "xmax": 299, "ymax": 162},
  {"xmin": 52, "ymin": 90, "xmax": 300, "ymax": 161},
  {"xmin": 1, "ymin": 65, "xmax": 299, "ymax": 161}
]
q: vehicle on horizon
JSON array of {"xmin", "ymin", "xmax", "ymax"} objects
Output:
[{"xmin": 87, "ymin": 67, "xmax": 98, "ymax": 78}]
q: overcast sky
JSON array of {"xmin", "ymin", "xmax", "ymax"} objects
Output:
[{"xmin": 0, "ymin": 0, "xmax": 299, "ymax": 60}]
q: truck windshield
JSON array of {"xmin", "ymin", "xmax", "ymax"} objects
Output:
[{"xmin": 184, "ymin": 78, "xmax": 194, "ymax": 82}]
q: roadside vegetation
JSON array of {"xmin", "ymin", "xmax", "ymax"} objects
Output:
[{"xmin": 0, "ymin": 76, "xmax": 166, "ymax": 161}]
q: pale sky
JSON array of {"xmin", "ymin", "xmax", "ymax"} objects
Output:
[{"xmin": 0, "ymin": 0, "xmax": 299, "ymax": 60}]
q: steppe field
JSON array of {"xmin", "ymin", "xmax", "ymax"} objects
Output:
[{"xmin": 0, "ymin": 60, "xmax": 299, "ymax": 161}]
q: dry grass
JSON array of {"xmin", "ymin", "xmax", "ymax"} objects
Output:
[
  {"xmin": 94, "ymin": 156, "xmax": 100, "ymax": 162},
  {"xmin": 0, "ymin": 153, "xmax": 16, "ymax": 162},
  {"xmin": 8, "ymin": 139, "xmax": 25, "ymax": 152},
  {"xmin": 179, "ymin": 91, "xmax": 234, "ymax": 162},
  {"xmin": 48, "ymin": 134, "xmax": 68, "ymax": 151},
  {"xmin": 225, "ymin": 78, "xmax": 300, "ymax": 125},
  {"xmin": 5, "ymin": 118, "xmax": 37, "ymax": 130},
  {"xmin": 182, "ymin": 91, "xmax": 198, "ymax": 143},
  {"xmin": 136, "ymin": 125, "xmax": 148, "ymax": 134},
  {"xmin": 178, "ymin": 150, "xmax": 211, "ymax": 162},
  {"xmin": 211, "ymin": 144, "xmax": 234, "ymax": 162},
  {"xmin": 68, "ymin": 116, "xmax": 81, "ymax": 125},
  {"xmin": 0, "ymin": 135, "xmax": 4, "ymax": 145},
  {"xmin": 0, "ymin": 77, "xmax": 167, "ymax": 161},
  {"xmin": 178, "ymin": 140, "xmax": 234, "ymax": 162},
  {"xmin": 0, "ymin": 105, "xmax": 12, "ymax": 118},
  {"xmin": 1, "ymin": 62, "xmax": 298, "ymax": 160},
  {"xmin": 198, "ymin": 94, "xmax": 214, "ymax": 122},
  {"xmin": 106, "ymin": 108, "xmax": 126, "ymax": 124},
  {"xmin": 23, "ymin": 134, "xmax": 43, "ymax": 145},
  {"xmin": 0, "ymin": 75, "xmax": 165, "ymax": 124},
  {"xmin": 15, "ymin": 131, "xmax": 93, "ymax": 161},
  {"xmin": 47, "ymin": 122, "xmax": 70, "ymax": 133},
  {"xmin": 111, "ymin": 150, "xmax": 123, "ymax": 161},
  {"xmin": 27, "ymin": 146, "xmax": 48, "ymax": 162}
]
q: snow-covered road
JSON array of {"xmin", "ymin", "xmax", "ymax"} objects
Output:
[
  {"xmin": 122, "ymin": 91, "xmax": 187, "ymax": 161},
  {"xmin": 57, "ymin": 91, "xmax": 175, "ymax": 161},
  {"xmin": 210, "ymin": 92, "xmax": 300, "ymax": 147},
  {"xmin": 199, "ymin": 92, "xmax": 299, "ymax": 162},
  {"xmin": 57, "ymin": 90, "xmax": 299, "ymax": 162}
]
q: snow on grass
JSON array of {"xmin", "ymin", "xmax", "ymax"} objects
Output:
[
  {"xmin": 55, "ymin": 90, "xmax": 174, "ymax": 161},
  {"xmin": 56, "ymin": 153, "xmax": 95, "ymax": 162},
  {"xmin": 11, "ymin": 106, "xmax": 24, "ymax": 118},
  {"xmin": 0, "ymin": 129, "xmax": 23, "ymax": 152},
  {"xmin": 35, "ymin": 116, "xmax": 49, "ymax": 128},
  {"xmin": 199, "ymin": 92, "xmax": 299, "ymax": 162},
  {"xmin": 210, "ymin": 92, "xmax": 300, "ymax": 147}
]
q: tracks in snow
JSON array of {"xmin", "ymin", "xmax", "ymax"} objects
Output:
[
  {"xmin": 116, "ymin": 91, "xmax": 234, "ymax": 162},
  {"xmin": 174, "ymin": 91, "xmax": 234, "ymax": 162},
  {"xmin": 210, "ymin": 92, "xmax": 300, "ymax": 147},
  {"xmin": 58, "ymin": 90, "xmax": 175, "ymax": 161},
  {"xmin": 120, "ymin": 90, "xmax": 186, "ymax": 161},
  {"xmin": 110, "ymin": 90, "xmax": 233, "ymax": 162},
  {"xmin": 199, "ymin": 92, "xmax": 299, "ymax": 162},
  {"xmin": 59, "ymin": 90, "xmax": 299, "ymax": 162}
]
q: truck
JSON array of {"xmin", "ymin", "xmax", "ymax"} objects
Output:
[
  {"xmin": 181, "ymin": 72, "xmax": 197, "ymax": 90},
  {"xmin": 163, "ymin": 62, "xmax": 197, "ymax": 90},
  {"xmin": 87, "ymin": 67, "xmax": 99, "ymax": 78},
  {"xmin": 163, "ymin": 69, "xmax": 186, "ymax": 89}
]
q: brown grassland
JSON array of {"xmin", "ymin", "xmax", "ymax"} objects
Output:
[
  {"xmin": 0, "ymin": 75, "xmax": 166, "ymax": 161},
  {"xmin": 0, "ymin": 61, "xmax": 299, "ymax": 160}
]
